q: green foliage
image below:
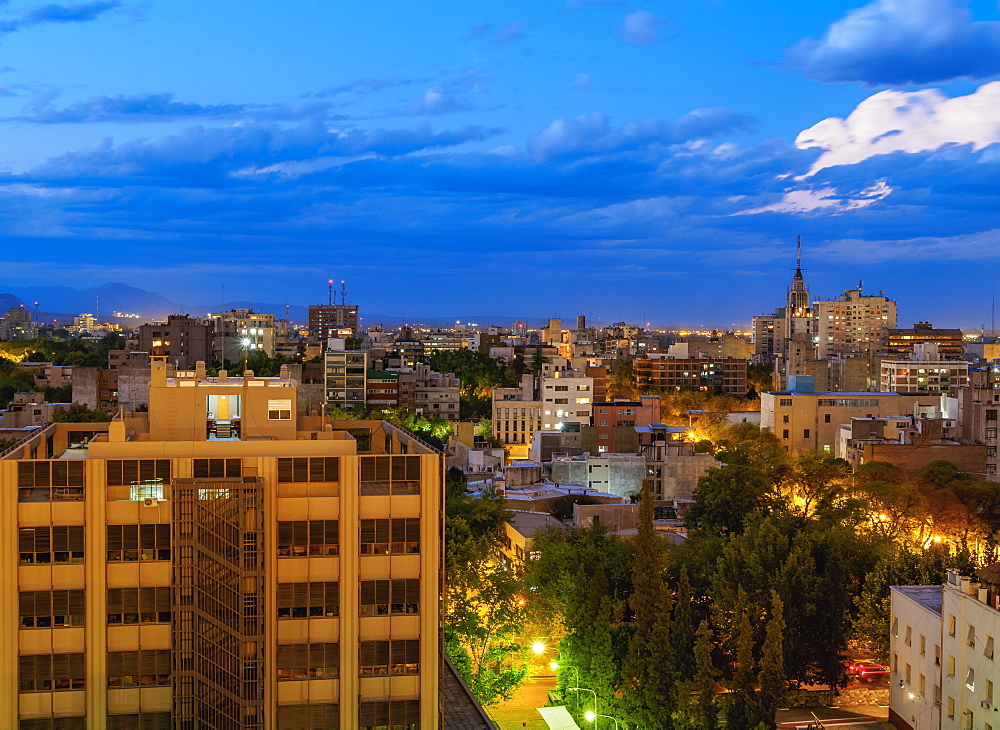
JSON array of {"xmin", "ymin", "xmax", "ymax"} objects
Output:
[
  {"xmin": 670, "ymin": 566, "xmax": 696, "ymax": 679},
  {"xmin": 607, "ymin": 361, "xmax": 639, "ymax": 401},
  {"xmin": 726, "ymin": 609, "xmax": 759, "ymax": 729},
  {"xmin": 686, "ymin": 465, "xmax": 776, "ymax": 536},
  {"xmin": 694, "ymin": 620, "xmax": 720, "ymax": 730},
  {"xmin": 51, "ymin": 404, "xmax": 111, "ymax": 422},
  {"xmin": 622, "ymin": 485, "xmax": 676, "ymax": 728},
  {"xmin": 757, "ymin": 592, "xmax": 786, "ymax": 730}
]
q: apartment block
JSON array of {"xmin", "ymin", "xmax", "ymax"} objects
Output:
[
  {"xmin": 633, "ymin": 357, "xmax": 748, "ymax": 394},
  {"xmin": 880, "ymin": 344, "xmax": 970, "ymax": 396},
  {"xmin": 890, "ymin": 568, "xmax": 1000, "ymax": 730},
  {"xmin": 324, "ymin": 348, "xmax": 368, "ymax": 411},
  {"xmin": 207, "ymin": 309, "xmax": 276, "ymax": 363},
  {"xmin": 308, "ymin": 305, "xmax": 359, "ymax": 339},
  {"xmin": 137, "ymin": 316, "xmax": 213, "ymax": 369},
  {"xmin": 540, "ymin": 371, "xmax": 593, "ymax": 431},
  {"xmin": 814, "ymin": 287, "xmax": 897, "ymax": 360},
  {"xmin": 492, "ymin": 377, "xmax": 542, "ymax": 461},
  {"xmin": 761, "ymin": 386, "xmax": 942, "ymax": 454},
  {"xmin": 0, "ymin": 356, "xmax": 442, "ymax": 728}
]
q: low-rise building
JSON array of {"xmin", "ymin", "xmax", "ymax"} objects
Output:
[
  {"xmin": 550, "ymin": 453, "xmax": 646, "ymax": 499},
  {"xmin": 881, "ymin": 344, "xmax": 970, "ymax": 396},
  {"xmin": 634, "ymin": 356, "xmax": 748, "ymax": 394},
  {"xmin": 840, "ymin": 416, "xmax": 984, "ymax": 475},
  {"xmin": 637, "ymin": 425, "xmax": 719, "ymax": 500}
]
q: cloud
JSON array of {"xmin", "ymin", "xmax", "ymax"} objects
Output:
[
  {"xmin": 796, "ymin": 81, "xmax": 1000, "ymax": 173},
  {"xmin": 23, "ymin": 0, "xmax": 120, "ymax": 24},
  {"xmin": 0, "ymin": 0, "xmax": 122, "ymax": 34},
  {"xmin": 527, "ymin": 108, "xmax": 754, "ymax": 162},
  {"xmin": 785, "ymin": 0, "xmax": 1000, "ymax": 85},
  {"xmin": 572, "ymin": 73, "xmax": 592, "ymax": 89},
  {"xmin": 10, "ymin": 92, "xmax": 251, "ymax": 123},
  {"xmin": 614, "ymin": 11, "xmax": 671, "ymax": 45},
  {"xmin": 306, "ymin": 77, "xmax": 422, "ymax": 100},
  {"xmin": 736, "ymin": 180, "xmax": 893, "ymax": 215},
  {"xmin": 493, "ymin": 21, "xmax": 529, "ymax": 46}
]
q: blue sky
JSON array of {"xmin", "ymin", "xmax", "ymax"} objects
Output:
[{"xmin": 0, "ymin": 0, "xmax": 999, "ymax": 326}]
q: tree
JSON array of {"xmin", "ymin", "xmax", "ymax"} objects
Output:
[
  {"xmin": 52, "ymin": 404, "xmax": 111, "ymax": 422},
  {"xmin": 607, "ymin": 361, "xmax": 639, "ymax": 401},
  {"xmin": 671, "ymin": 566, "xmax": 696, "ymax": 679},
  {"xmin": 445, "ymin": 564, "xmax": 530, "ymax": 705},
  {"xmin": 686, "ymin": 465, "xmax": 775, "ymax": 536},
  {"xmin": 757, "ymin": 592, "xmax": 786, "ymax": 730},
  {"xmin": 622, "ymin": 485, "xmax": 676, "ymax": 728},
  {"xmin": 579, "ymin": 564, "xmax": 618, "ymax": 714},
  {"xmin": 694, "ymin": 620, "xmax": 719, "ymax": 730},
  {"xmin": 726, "ymin": 609, "xmax": 759, "ymax": 729}
]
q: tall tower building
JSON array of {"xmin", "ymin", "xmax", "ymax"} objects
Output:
[
  {"xmin": 785, "ymin": 235, "xmax": 814, "ymax": 341},
  {"xmin": 0, "ymin": 357, "xmax": 442, "ymax": 728}
]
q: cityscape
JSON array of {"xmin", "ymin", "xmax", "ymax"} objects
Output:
[{"xmin": 3, "ymin": 0, "xmax": 1000, "ymax": 729}]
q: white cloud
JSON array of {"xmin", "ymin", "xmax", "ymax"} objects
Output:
[
  {"xmin": 736, "ymin": 180, "xmax": 893, "ymax": 215},
  {"xmin": 796, "ymin": 81, "xmax": 1000, "ymax": 174},
  {"xmin": 614, "ymin": 11, "xmax": 671, "ymax": 45}
]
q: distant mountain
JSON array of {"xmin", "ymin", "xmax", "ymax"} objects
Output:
[
  {"xmin": 2, "ymin": 283, "xmax": 185, "ymax": 319},
  {"xmin": 0, "ymin": 293, "xmax": 26, "ymax": 314}
]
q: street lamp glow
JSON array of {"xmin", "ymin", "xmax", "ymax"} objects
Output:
[
  {"xmin": 585, "ymin": 711, "xmax": 596, "ymax": 722},
  {"xmin": 531, "ymin": 641, "xmax": 546, "ymax": 655},
  {"xmin": 241, "ymin": 338, "xmax": 252, "ymax": 348},
  {"xmin": 549, "ymin": 661, "xmax": 559, "ymax": 670}
]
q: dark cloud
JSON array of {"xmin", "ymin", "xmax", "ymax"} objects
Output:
[
  {"xmin": 0, "ymin": 0, "xmax": 121, "ymax": 34},
  {"xmin": 527, "ymin": 108, "xmax": 755, "ymax": 162},
  {"xmin": 785, "ymin": 0, "xmax": 1000, "ymax": 85},
  {"xmin": 10, "ymin": 92, "xmax": 250, "ymax": 123},
  {"xmin": 305, "ymin": 77, "xmax": 423, "ymax": 100}
]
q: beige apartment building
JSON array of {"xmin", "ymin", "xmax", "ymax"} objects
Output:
[
  {"xmin": 762, "ymin": 389, "xmax": 942, "ymax": 454},
  {"xmin": 814, "ymin": 287, "xmax": 898, "ymax": 360},
  {"xmin": 0, "ymin": 356, "xmax": 441, "ymax": 729},
  {"xmin": 880, "ymin": 343, "xmax": 970, "ymax": 397},
  {"xmin": 492, "ymin": 376, "xmax": 541, "ymax": 461}
]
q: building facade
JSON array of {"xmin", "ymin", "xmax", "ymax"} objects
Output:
[
  {"xmin": 137, "ymin": 316, "xmax": 213, "ymax": 370},
  {"xmin": 813, "ymin": 287, "xmax": 898, "ymax": 360},
  {"xmin": 633, "ymin": 357, "xmax": 748, "ymax": 394},
  {"xmin": 308, "ymin": 305, "xmax": 359, "ymax": 339},
  {"xmin": 0, "ymin": 356, "xmax": 442, "ymax": 728}
]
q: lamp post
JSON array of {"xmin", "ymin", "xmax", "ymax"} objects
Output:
[
  {"xmin": 584, "ymin": 711, "xmax": 620, "ymax": 729},
  {"xmin": 568, "ymin": 687, "xmax": 597, "ymax": 715},
  {"xmin": 241, "ymin": 337, "xmax": 252, "ymax": 373}
]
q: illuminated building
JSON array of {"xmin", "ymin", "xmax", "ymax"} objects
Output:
[
  {"xmin": 207, "ymin": 309, "xmax": 276, "ymax": 363},
  {"xmin": 308, "ymin": 305, "xmax": 359, "ymax": 339},
  {"xmin": 0, "ymin": 356, "xmax": 442, "ymax": 728},
  {"xmin": 138, "ymin": 316, "xmax": 213, "ymax": 369}
]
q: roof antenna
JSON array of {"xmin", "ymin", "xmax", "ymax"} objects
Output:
[
  {"xmin": 328, "ymin": 279, "xmax": 333, "ymax": 306},
  {"xmin": 795, "ymin": 234, "xmax": 802, "ymax": 272},
  {"xmin": 340, "ymin": 280, "xmax": 347, "ymax": 306}
]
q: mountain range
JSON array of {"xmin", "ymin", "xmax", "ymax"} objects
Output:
[{"xmin": 0, "ymin": 282, "xmax": 549, "ymax": 327}]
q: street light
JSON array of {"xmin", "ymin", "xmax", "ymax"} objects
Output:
[
  {"xmin": 568, "ymin": 686, "xmax": 597, "ymax": 715},
  {"xmin": 241, "ymin": 337, "xmax": 252, "ymax": 373},
  {"xmin": 584, "ymin": 711, "xmax": 620, "ymax": 729}
]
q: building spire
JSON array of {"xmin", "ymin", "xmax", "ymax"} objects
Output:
[{"xmin": 795, "ymin": 234, "xmax": 802, "ymax": 273}]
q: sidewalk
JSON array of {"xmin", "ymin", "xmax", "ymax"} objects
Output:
[{"xmin": 486, "ymin": 674, "xmax": 559, "ymax": 730}]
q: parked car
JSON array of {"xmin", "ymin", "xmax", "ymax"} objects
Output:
[{"xmin": 846, "ymin": 660, "xmax": 889, "ymax": 681}]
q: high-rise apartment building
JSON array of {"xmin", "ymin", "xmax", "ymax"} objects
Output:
[
  {"xmin": 324, "ymin": 346, "xmax": 368, "ymax": 411},
  {"xmin": 207, "ymin": 309, "xmax": 276, "ymax": 363},
  {"xmin": 138, "ymin": 316, "xmax": 213, "ymax": 369},
  {"xmin": 813, "ymin": 286, "xmax": 897, "ymax": 360},
  {"xmin": 0, "ymin": 356, "xmax": 442, "ymax": 728},
  {"xmin": 308, "ymin": 305, "xmax": 359, "ymax": 339}
]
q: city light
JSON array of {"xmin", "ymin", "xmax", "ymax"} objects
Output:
[
  {"xmin": 585, "ymin": 711, "xmax": 596, "ymax": 721},
  {"xmin": 531, "ymin": 641, "xmax": 546, "ymax": 655}
]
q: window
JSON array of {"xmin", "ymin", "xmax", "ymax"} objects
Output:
[
  {"xmin": 919, "ymin": 634, "xmax": 925, "ymax": 654},
  {"xmin": 19, "ymin": 653, "xmax": 85, "ymax": 692},
  {"xmin": 905, "ymin": 663, "xmax": 911, "ymax": 684},
  {"xmin": 966, "ymin": 666, "xmax": 975, "ymax": 691},
  {"xmin": 193, "ymin": 458, "xmax": 241, "ymax": 478},
  {"xmin": 935, "ymin": 644, "xmax": 940, "ymax": 666},
  {"xmin": 891, "ymin": 616, "xmax": 898, "ymax": 636},
  {"xmin": 969, "ymin": 625, "xmax": 977, "ymax": 648},
  {"xmin": 987, "ymin": 635, "xmax": 995, "ymax": 660},
  {"xmin": 359, "ymin": 455, "xmax": 420, "ymax": 495},
  {"xmin": 107, "ymin": 650, "xmax": 171, "ymax": 687},
  {"xmin": 803, "ymin": 429, "xmax": 810, "ymax": 439},
  {"xmin": 277, "ymin": 521, "xmax": 339, "ymax": 557},
  {"xmin": 782, "ymin": 415, "xmax": 789, "ymax": 424},
  {"xmin": 360, "ymin": 518, "xmax": 420, "ymax": 555},
  {"xmin": 987, "ymin": 428, "xmax": 997, "ymax": 439},
  {"xmin": 277, "ymin": 457, "xmax": 340, "ymax": 483},
  {"xmin": 947, "ymin": 696, "xmax": 955, "ymax": 718},
  {"xmin": 779, "ymin": 398, "xmax": 792, "ymax": 407},
  {"xmin": 919, "ymin": 673, "xmax": 925, "ymax": 697},
  {"xmin": 905, "ymin": 625, "xmax": 912, "ymax": 646},
  {"xmin": 989, "ymin": 678, "xmax": 995, "ymax": 705},
  {"xmin": 106, "ymin": 525, "xmax": 170, "ymax": 562},
  {"xmin": 359, "ymin": 700, "xmax": 419, "ymax": 730},
  {"xmin": 17, "ymin": 461, "xmax": 85, "ymax": 502},
  {"xmin": 824, "ymin": 413, "xmax": 831, "ymax": 423},
  {"xmin": 949, "ymin": 614, "xmax": 956, "ymax": 636},
  {"xmin": 360, "ymin": 579, "xmax": 420, "ymax": 616},
  {"xmin": 359, "ymin": 639, "xmax": 420, "ymax": 676},
  {"xmin": 107, "ymin": 588, "xmax": 170, "ymax": 625},
  {"xmin": 988, "ymin": 410, "xmax": 998, "ymax": 421},
  {"xmin": 276, "ymin": 704, "xmax": 339, "ymax": 730},
  {"xmin": 20, "ymin": 718, "xmax": 88, "ymax": 730},
  {"xmin": 105, "ymin": 460, "xmax": 170, "ymax": 486},
  {"xmin": 782, "ymin": 429, "xmax": 789, "ymax": 439},
  {"xmin": 20, "ymin": 590, "xmax": 85, "ymax": 628},
  {"xmin": 277, "ymin": 643, "xmax": 339, "ymax": 680},
  {"xmin": 948, "ymin": 655, "xmax": 956, "ymax": 676},
  {"xmin": 267, "ymin": 399, "xmax": 292, "ymax": 420},
  {"xmin": 277, "ymin": 582, "xmax": 339, "ymax": 619},
  {"xmin": 19, "ymin": 526, "xmax": 84, "ymax": 564}
]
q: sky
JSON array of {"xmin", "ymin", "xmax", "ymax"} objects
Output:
[{"xmin": 0, "ymin": 0, "xmax": 999, "ymax": 327}]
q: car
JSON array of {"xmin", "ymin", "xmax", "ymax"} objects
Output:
[{"xmin": 847, "ymin": 660, "xmax": 889, "ymax": 681}]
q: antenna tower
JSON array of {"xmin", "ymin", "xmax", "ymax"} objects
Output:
[
  {"xmin": 328, "ymin": 280, "xmax": 333, "ymax": 306},
  {"xmin": 340, "ymin": 280, "xmax": 346, "ymax": 305}
]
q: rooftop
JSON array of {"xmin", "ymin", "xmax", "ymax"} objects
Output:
[
  {"xmin": 507, "ymin": 511, "xmax": 567, "ymax": 538},
  {"xmin": 893, "ymin": 586, "xmax": 942, "ymax": 616}
]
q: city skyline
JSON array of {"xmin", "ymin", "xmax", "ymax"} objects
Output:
[{"xmin": 0, "ymin": 0, "xmax": 998, "ymax": 323}]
